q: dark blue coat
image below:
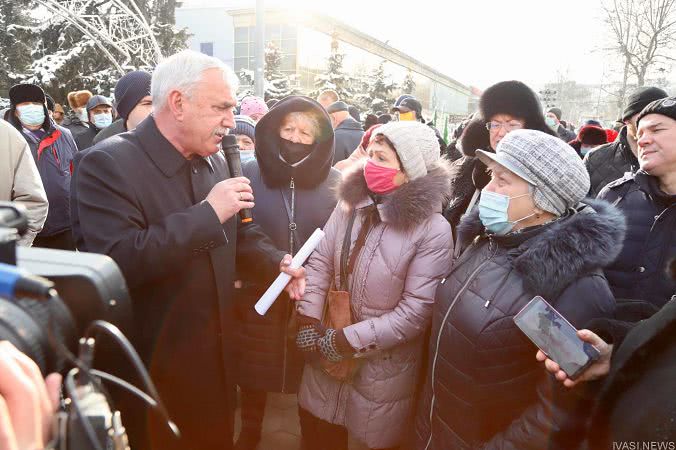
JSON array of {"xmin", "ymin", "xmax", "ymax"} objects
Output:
[
  {"xmin": 235, "ymin": 95, "xmax": 339, "ymax": 393},
  {"xmin": 413, "ymin": 200, "xmax": 626, "ymax": 450},
  {"xmin": 598, "ymin": 170, "xmax": 676, "ymax": 320},
  {"xmin": 8, "ymin": 112, "xmax": 77, "ymax": 237}
]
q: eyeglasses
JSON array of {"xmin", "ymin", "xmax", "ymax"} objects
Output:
[{"xmin": 485, "ymin": 121, "xmax": 524, "ymax": 132}]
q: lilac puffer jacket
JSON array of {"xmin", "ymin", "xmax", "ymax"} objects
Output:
[{"xmin": 296, "ymin": 160, "xmax": 453, "ymax": 448}]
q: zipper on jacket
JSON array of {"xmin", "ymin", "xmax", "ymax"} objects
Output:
[
  {"xmin": 281, "ymin": 177, "xmax": 297, "ymax": 393},
  {"xmin": 424, "ymin": 242, "xmax": 498, "ymax": 450}
]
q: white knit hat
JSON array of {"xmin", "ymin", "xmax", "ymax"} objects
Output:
[{"xmin": 370, "ymin": 121, "xmax": 440, "ymax": 180}]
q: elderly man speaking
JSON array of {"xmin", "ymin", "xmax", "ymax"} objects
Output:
[{"xmin": 76, "ymin": 50, "xmax": 305, "ymax": 450}]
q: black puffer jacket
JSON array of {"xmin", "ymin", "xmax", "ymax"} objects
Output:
[
  {"xmin": 598, "ymin": 171, "xmax": 676, "ymax": 320},
  {"xmin": 413, "ymin": 199, "xmax": 625, "ymax": 450},
  {"xmin": 234, "ymin": 96, "xmax": 340, "ymax": 393},
  {"xmin": 584, "ymin": 127, "xmax": 638, "ymax": 198}
]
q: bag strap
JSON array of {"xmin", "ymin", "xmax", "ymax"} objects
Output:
[{"xmin": 339, "ymin": 210, "xmax": 358, "ymax": 291}]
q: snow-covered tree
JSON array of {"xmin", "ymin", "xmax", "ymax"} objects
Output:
[
  {"xmin": 11, "ymin": 0, "xmax": 188, "ymax": 106},
  {"xmin": 402, "ymin": 70, "xmax": 416, "ymax": 95},
  {"xmin": 354, "ymin": 61, "xmax": 396, "ymax": 115},
  {"xmin": 0, "ymin": 0, "xmax": 36, "ymax": 97},
  {"xmin": 310, "ymin": 39, "xmax": 353, "ymax": 102},
  {"xmin": 264, "ymin": 41, "xmax": 295, "ymax": 101}
]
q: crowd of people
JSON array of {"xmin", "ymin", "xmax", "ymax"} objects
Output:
[{"xmin": 0, "ymin": 48, "xmax": 674, "ymax": 450}]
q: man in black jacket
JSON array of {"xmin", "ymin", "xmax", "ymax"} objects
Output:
[
  {"xmin": 76, "ymin": 50, "xmax": 306, "ymax": 450},
  {"xmin": 93, "ymin": 70, "xmax": 153, "ymax": 145},
  {"xmin": 585, "ymin": 86, "xmax": 668, "ymax": 197},
  {"xmin": 598, "ymin": 96, "xmax": 676, "ymax": 319},
  {"xmin": 327, "ymin": 100, "xmax": 363, "ymax": 164}
]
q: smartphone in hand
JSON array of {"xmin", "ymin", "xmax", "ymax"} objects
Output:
[{"xmin": 514, "ymin": 296, "xmax": 600, "ymax": 379}]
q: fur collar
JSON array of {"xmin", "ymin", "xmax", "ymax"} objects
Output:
[
  {"xmin": 338, "ymin": 159, "xmax": 453, "ymax": 230},
  {"xmin": 457, "ymin": 198, "xmax": 627, "ymax": 299}
]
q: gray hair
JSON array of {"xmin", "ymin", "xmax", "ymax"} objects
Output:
[{"xmin": 151, "ymin": 50, "xmax": 239, "ymax": 112}]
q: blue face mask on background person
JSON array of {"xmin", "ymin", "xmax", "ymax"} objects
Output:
[
  {"xmin": 580, "ymin": 146, "xmax": 593, "ymax": 156},
  {"xmin": 17, "ymin": 104, "xmax": 45, "ymax": 127},
  {"xmin": 545, "ymin": 116, "xmax": 557, "ymax": 129},
  {"xmin": 240, "ymin": 149, "xmax": 255, "ymax": 163},
  {"xmin": 478, "ymin": 190, "xmax": 535, "ymax": 235},
  {"xmin": 93, "ymin": 112, "xmax": 113, "ymax": 129}
]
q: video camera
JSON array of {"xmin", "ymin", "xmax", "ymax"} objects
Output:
[{"xmin": 0, "ymin": 202, "xmax": 178, "ymax": 449}]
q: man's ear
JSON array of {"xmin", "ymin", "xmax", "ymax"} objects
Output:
[{"xmin": 167, "ymin": 90, "xmax": 186, "ymax": 122}]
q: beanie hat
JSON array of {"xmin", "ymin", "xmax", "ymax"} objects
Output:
[
  {"xmin": 327, "ymin": 101, "xmax": 348, "ymax": 114},
  {"xmin": 67, "ymin": 90, "xmax": 93, "ymax": 109},
  {"xmin": 476, "ymin": 129, "xmax": 590, "ymax": 216},
  {"xmin": 361, "ymin": 123, "xmax": 382, "ymax": 149},
  {"xmin": 233, "ymin": 115, "xmax": 256, "ymax": 143},
  {"xmin": 547, "ymin": 107, "xmax": 563, "ymax": 121},
  {"xmin": 371, "ymin": 121, "xmax": 440, "ymax": 180},
  {"xmin": 240, "ymin": 96, "xmax": 268, "ymax": 119},
  {"xmin": 622, "ymin": 87, "xmax": 668, "ymax": 121},
  {"xmin": 9, "ymin": 83, "xmax": 45, "ymax": 106},
  {"xmin": 86, "ymin": 95, "xmax": 113, "ymax": 111},
  {"xmin": 636, "ymin": 96, "xmax": 676, "ymax": 125},
  {"xmin": 114, "ymin": 70, "xmax": 151, "ymax": 121}
]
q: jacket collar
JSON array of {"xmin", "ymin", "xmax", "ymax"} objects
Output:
[
  {"xmin": 336, "ymin": 117, "xmax": 363, "ymax": 131},
  {"xmin": 136, "ymin": 115, "xmax": 213, "ymax": 178},
  {"xmin": 617, "ymin": 127, "xmax": 639, "ymax": 168},
  {"xmin": 457, "ymin": 198, "xmax": 627, "ymax": 299},
  {"xmin": 337, "ymin": 159, "xmax": 453, "ymax": 231}
]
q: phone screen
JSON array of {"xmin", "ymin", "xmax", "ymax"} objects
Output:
[{"xmin": 514, "ymin": 296, "xmax": 600, "ymax": 379}]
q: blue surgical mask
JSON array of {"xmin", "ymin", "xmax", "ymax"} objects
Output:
[
  {"xmin": 545, "ymin": 116, "xmax": 557, "ymax": 129},
  {"xmin": 93, "ymin": 112, "xmax": 113, "ymax": 129},
  {"xmin": 17, "ymin": 104, "xmax": 45, "ymax": 127},
  {"xmin": 478, "ymin": 190, "xmax": 535, "ymax": 235},
  {"xmin": 580, "ymin": 146, "xmax": 593, "ymax": 156},
  {"xmin": 240, "ymin": 149, "xmax": 255, "ymax": 163}
]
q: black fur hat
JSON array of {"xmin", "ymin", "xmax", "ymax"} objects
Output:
[
  {"xmin": 480, "ymin": 80, "xmax": 553, "ymax": 135},
  {"xmin": 461, "ymin": 80, "xmax": 556, "ymax": 154}
]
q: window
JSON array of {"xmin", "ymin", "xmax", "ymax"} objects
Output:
[{"xmin": 200, "ymin": 42, "xmax": 214, "ymax": 56}]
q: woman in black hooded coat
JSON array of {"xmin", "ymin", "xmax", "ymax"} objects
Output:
[
  {"xmin": 234, "ymin": 96, "xmax": 341, "ymax": 449},
  {"xmin": 443, "ymin": 81, "xmax": 557, "ymax": 235}
]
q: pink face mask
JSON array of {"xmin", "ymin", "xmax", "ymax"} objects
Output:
[{"xmin": 363, "ymin": 159, "xmax": 400, "ymax": 194}]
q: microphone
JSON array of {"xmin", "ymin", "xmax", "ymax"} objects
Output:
[
  {"xmin": 221, "ymin": 134, "xmax": 253, "ymax": 224},
  {"xmin": 0, "ymin": 262, "xmax": 55, "ymax": 300}
]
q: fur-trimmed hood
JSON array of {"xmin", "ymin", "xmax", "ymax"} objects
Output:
[
  {"xmin": 337, "ymin": 159, "xmax": 453, "ymax": 230},
  {"xmin": 457, "ymin": 198, "xmax": 627, "ymax": 299}
]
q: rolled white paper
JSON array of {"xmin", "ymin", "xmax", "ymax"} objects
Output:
[{"xmin": 254, "ymin": 228, "xmax": 325, "ymax": 316}]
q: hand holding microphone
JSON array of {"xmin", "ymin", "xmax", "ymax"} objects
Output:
[{"xmin": 206, "ymin": 177, "xmax": 254, "ymax": 224}]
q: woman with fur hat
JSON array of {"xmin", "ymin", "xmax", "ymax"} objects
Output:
[
  {"xmin": 294, "ymin": 121, "xmax": 453, "ymax": 450},
  {"xmin": 443, "ymin": 81, "xmax": 556, "ymax": 235},
  {"xmin": 413, "ymin": 129, "xmax": 624, "ymax": 450}
]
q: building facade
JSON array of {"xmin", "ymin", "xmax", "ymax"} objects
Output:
[{"xmin": 176, "ymin": 3, "xmax": 474, "ymax": 116}]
